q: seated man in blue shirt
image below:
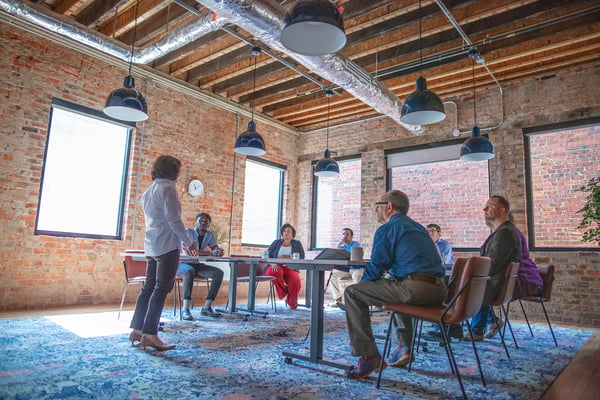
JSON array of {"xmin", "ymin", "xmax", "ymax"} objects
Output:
[
  {"xmin": 327, "ymin": 228, "xmax": 363, "ymax": 308},
  {"xmin": 344, "ymin": 190, "xmax": 447, "ymax": 379},
  {"xmin": 427, "ymin": 223, "xmax": 453, "ymax": 265},
  {"xmin": 177, "ymin": 212, "xmax": 225, "ymax": 320}
]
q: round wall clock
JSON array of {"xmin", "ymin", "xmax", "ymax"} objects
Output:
[{"xmin": 188, "ymin": 179, "xmax": 204, "ymax": 197}]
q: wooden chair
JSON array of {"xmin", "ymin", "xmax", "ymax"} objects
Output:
[
  {"xmin": 118, "ymin": 250, "xmax": 147, "ymax": 320},
  {"xmin": 517, "ymin": 264, "xmax": 558, "ymax": 346},
  {"xmin": 376, "ymin": 256, "xmax": 491, "ymax": 400},
  {"xmin": 487, "ymin": 261, "xmax": 520, "ymax": 358}
]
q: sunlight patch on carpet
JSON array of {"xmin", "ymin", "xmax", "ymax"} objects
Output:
[{"xmin": 45, "ymin": 311, "xmax": 132, "ymax": 338}]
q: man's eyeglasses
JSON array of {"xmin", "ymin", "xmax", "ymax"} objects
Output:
[{"xmin": 374, "ymin": 201, "xmax": 388, "ymax": 206}]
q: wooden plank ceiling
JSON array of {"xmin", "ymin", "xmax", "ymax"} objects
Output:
[{"xmin": 17, "ymin": 0, "xmax": 600, "ymax": 132}]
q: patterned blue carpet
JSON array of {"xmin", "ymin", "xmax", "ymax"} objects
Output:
[{"xmin": 0, "ymin": 304, "xmax": 592, "ymax": 400}]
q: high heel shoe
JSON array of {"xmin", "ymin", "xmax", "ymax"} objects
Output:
[
  {"xmin": 140, "ymin": 334, "xmax": 176, "ymax": 351},
  {"xmin": 129, "ymin": 330, "xmax": 142, "ymax": 346}
]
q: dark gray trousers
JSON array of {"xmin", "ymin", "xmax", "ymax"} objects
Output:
[
  {"xmin": 344, "ymin": 277, "xmax": 447, "ymax": 357},
  {"xmin": 130, "ymin": 249, "xmax": 179, "ymax": 335}
]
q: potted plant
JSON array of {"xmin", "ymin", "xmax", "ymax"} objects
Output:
[
  {"xmin": 209, "ymin": 222, "xmax": 228, "ymax": 247},
  {"xmin": 576, "ymin": 177, "xmax": 600, "ymax": 246}
]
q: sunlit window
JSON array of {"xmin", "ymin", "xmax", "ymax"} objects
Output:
[
  {"xmin": 35, "ymin": 98, "xmax": 133, "ymax": 239},
  {"xmin": 312, "ymin": 157, "xmax": 362, "ymax": 249},
  {"xmin": 388, "ymin": 142, "xmax": 491, "ymax": 249},
  {"xmin": 241, "ymin": 158, "xmax": 285, "ymax": 246},
  {"xmin": 525, "ymin": 120, "xmax": 600, "ymax": 250}
]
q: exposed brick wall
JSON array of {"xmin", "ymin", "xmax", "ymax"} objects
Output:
[
  {"xmin": 295, "ymin": 63, "xmax": 600, "ymax": 327},
  {"xmin": 1, "ymin": 21, "xmax": 599, "ymax": 327},
  {"xmin": 0, "ymin": 23, "xmax": 298, "ymax": 310}
]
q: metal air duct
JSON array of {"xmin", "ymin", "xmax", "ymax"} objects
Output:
[
  {"xmin": 194, "ymin": 0, "xmax": 422, "ymax": 134},
  {"xmin": 0, "ymin": 0, "xmax": 225, "ymax": 64}
]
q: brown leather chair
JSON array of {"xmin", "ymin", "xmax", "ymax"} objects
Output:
[
  {"xmin": 517, "ymin": 264, "xmax": 558, "ymax": 346},
  {"xmin": 375, "ymin": 256, "xmax": 491, "ymax": 400},
  {"xmin": 487, "ymin": 261, "xmax": 520, "ymax": 357},
  {"xmin": 118, "ymin": 250, "xmax": 147, "ymax": 320}
]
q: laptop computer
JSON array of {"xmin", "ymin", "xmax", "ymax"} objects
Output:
[{"xmin": 314, "ymin": 248, "xmax": 350, "ymax": 260}]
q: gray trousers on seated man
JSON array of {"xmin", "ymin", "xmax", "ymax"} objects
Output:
[
  {"xmin": 344, "ymin": 277, "xmax": 447, "ymax": 356},
  {"xmin": 177, "ymin": 262, "xmax": 224, "ymax": 317}
]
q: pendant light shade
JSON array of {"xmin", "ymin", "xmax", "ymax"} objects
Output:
[
  {"xmin": 460, "ymin": 56, "xmax": 494, "ymax": 161},
  {"xmin": 280, "ymin": 0, "xmax": 346, "ymax": 56},
  {"xmin": 234, "ymin": 47, "xmax": 266, "ymax": 156},
  {"xmin": 234, "ymin": 120, "xmax": 266, "ymax": 156},
  {"xmin": 314, "ymin": 89, "xmax": 339, "ymax": 177},
  {"xmin": 314, "ymin": 149, "xmax": 340, "ymax": 177},
  {"xmin": 104, "ymin": 75, "xmax": 148, "ymax": 122},
  {"xmin": 400, "ymin": 76, "xmax": 446, "ymax": 125},
  {"xmin": 400, "ymin": 0, "xmax": 445, "ymax": 125},
  {"xmin": 460, "ymin": 126, "xmax": 494, "ymax": 161},
  {"xmin": 104, "ymin": 0, "xmax": 148, "ymax": 122}
]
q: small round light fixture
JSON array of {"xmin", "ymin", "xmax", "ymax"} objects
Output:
[
  {"xmin": 460, "ymin": 126, "xmax": 495, "ymax": 161},
  {"xmin": 234, "ymin": 121, "xmax": 266, "ymax": 156},
  {"xmin": 314, "ymin": 149, "xmax": 340, "ymax": 177}
]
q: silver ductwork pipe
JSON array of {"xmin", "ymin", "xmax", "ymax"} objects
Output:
[
  {"xmin": 194, "ymin": 0, "xmax": 422, "ymax": 134},
  {"xmin": 135, "ymin": 12, "xmax": 225, "ymax": 64},
  {"xmin": 0, "ymin": 0, "xmax": 225, "ymax": 64},
  {"xmin": 1, "ymin": 0, "xmax": 420, "ymax": 133}
]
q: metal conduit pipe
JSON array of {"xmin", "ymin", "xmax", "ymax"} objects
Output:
[{"xmin": 434, "ymin": 0, "xmax": 505, "ymax": 132}]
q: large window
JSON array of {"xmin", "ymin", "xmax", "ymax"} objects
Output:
[
  {"xmin": 241, "ymin": 158, "xmax": 285, "ymax": 246},
  {"xmin": 35, "ymin": 98, "xmax": 133, "ymax": 239},
  {"xmin": 388, "ymin": 142, "xmax": 491, "ymax": 249},
  {"xmin": 312, "ymin": 157, "xmax": 362, "ymax": 249},
  {"xmin": 525, "ymin": 119, "xmax": 600, "ymax": 250}
]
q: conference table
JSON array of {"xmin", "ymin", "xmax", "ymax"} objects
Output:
[
  {"xmin": 264, "ymin": 257, "xmax": 367, "ymax": 374},
  {"xmin": 180, "ymin": 255, "xmax": 267, "ymax": 319}
]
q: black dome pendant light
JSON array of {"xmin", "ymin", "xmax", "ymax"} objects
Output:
[
  {"xmin": 104, "ymin": 0, "xmax": 148, "ymax": 122},
  {"xmin": 314, "ymin": 89, "xmax": 340, "ymax": 177},
  {"xmin": 400, "ymin": 0, "xmax": 445, "ymax": 125},
  {"xmin": 234, "ymin": 47, "xmax": 266, "ymax": 156},
  {"xmin": 460, "ymin": 55, "xmax": 495, "ymax": 161}
]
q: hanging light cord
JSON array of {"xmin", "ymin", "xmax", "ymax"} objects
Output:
[
  {"xmin": 418, "ymin": 0, "xmax": 422, "ymax": 75},
  {"xmin": 128, "ymin": 0, "xmax": 140, "ymax": 75},
  {"xmin": 251, "ymin": 53, "xmax": 257, "ymax": 121},
  {"xmin": 472, "ymin": 60, "xmax": 476, "ymax": 126},
  {"xmin": 326, "ymin": 95, "xmax": 330, "ymax": 149}
]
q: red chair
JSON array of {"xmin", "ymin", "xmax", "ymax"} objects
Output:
[
  {"xmin": 118, "ymin": 250, "xmax": 147, "ymax": 320},
  {"xmin": 376, "ymin": 256, "xmax": 491, "ymax": 400}
]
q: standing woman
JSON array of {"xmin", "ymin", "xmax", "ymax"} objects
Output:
[
  {"xmin": 129, "ymin": 155, "xmax": 197, "ymax": 351},
  {"xmin": 265, "ymin": 223, "xmax": 305, "ymax": 309}
]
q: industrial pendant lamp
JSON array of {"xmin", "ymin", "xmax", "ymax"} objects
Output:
[
  {"xmin": 314, "ymin": 90, "xmax": 340, "ymax": 177},
  {"xmin": 280, "ymin": 0, "xmax": 346, "ymax": 56},
  {"xmin": 460, "ymin": 58, "xmax": 495, "ymax": 161},
  {"xmin": 104, "ymin": 0, "xmax": 148, "ymax": 122},
  {"xmin": 400, "ymin": 0, "xmax": 445, "ymax": 125},
  {"xmin": 234, "ymin": 47, "xmax": 266, "ymax": 156}
]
